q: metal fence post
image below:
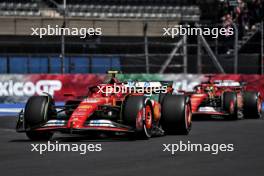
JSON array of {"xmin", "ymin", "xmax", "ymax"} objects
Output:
[
  {"xmin": 197, "ymin": 35, "xmax": 202, "ymax": 74},
  {"xmin": 199, "ymin": 34, "xmax": 225, "ymax": 73},
  {"xmin": 144, "ymin": 22, "xmax": 149, "ymax": 73},
  {"xmin": 61, "ymin": 0, "xmax": 66, "ymax": 74},
  {"xmin": 183, "ymin": 34, "xmax": 188, "ymax": 73},
  {"xmin": 261, "ymin": 21, "xmax": 264, "ymax": 74},
  {"xmin": 233, "ymin": 23, "xmax": 238, "ymax": 74}
]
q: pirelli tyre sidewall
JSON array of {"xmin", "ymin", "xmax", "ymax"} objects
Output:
[
  {"xmin": 160, "ymin": 94, "xmax": 192, "ymax": 135},
  {"xmin": 122, "ymin": 95, "xmax": 154, "ymax": 139},
  {"xmin": 24, "ymin": 96, "xmax": 54, "ymax": 140},
  {"xmin": 222, "ymin": 92, "xmax": 238, "ymax": 120},
  {"xmin": 243, "ymin": 91, "xmax": 262, "ymax": 119}
]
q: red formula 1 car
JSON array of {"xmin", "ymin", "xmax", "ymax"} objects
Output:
[
  {"xmin": 188, "ymin": 78, "xmax": 262, "ymax": 120},
  {"xmin": 16, "ymin": 71, "xmax": 192, "ymax": 140}
]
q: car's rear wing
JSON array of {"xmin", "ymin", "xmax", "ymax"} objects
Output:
[
  {"xmin": 213, "ymin": 80, "xmax": 242, "ymax": 87},
  {"xmin": 124, "ymin": 81, "xmax": 172, "ymax": 87}
]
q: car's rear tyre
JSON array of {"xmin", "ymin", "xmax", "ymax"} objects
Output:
[
  {"xmin": 160, "ymin": 95, "xmax": 192, "ymax": 135},
  {"xmin": 24, "ymin": 96, "xmax": 55, "ymax": 140},
  {"xmin": 122, "ymin": 96, "xmax": 154, "ymax": 139},
  {"xmin": 222, "ymin": 92, "xmax": 238, "ymax": 120},
  {"xmin": 243, "ymin": 91, "xmax": 262, "ymax": 119}
]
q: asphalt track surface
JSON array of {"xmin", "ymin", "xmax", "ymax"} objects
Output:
[{"xmin": 0, "ymin": 116, "xmax": 264, "ymax": 176}]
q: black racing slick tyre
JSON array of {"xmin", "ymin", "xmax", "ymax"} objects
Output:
[
  {"xmin": 243, "ymin": 91, "xmax": 262, "ymax": 119},
  {"xmin": 160, "ymin": 95, "xmax": 192, "ymax": 135},
  {"xmin": 122, "ymin": 96, "xmax": 154, "ymax": 139},
  {"xmin": 222, "ymin": 92, "xmax": 238, "ymax": 120},
  {"xmin": 158, "ymin": 93, "xmax": 167, "ymax": 104},
  {"xmin": 24, "ymin": 96, "xmax": 55, "ymax": 140}
]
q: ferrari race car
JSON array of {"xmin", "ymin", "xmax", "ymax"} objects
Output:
[
  {"xmin": 189, "ymin": 78, "xmax": 262, "ymax": 120},
  {"xmin": 16, "ymin": 71, "xmax": 192, "ymax": 140}
]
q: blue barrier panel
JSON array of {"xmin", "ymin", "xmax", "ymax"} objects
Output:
[
  {"xmin": 69, "ymin": 56, "xmax": 89, "ymax": 73},
  {"xmin": 50, "ymin": 56, "xmax": 62, "ymax": 73},
  {"xmin": 92, "ymin": 57, "xmax": 120, "ymax": 73},
  {"xmin": 92, "ymin": 57, "xmax": 111, "ymax": 73},
  {"xmin": 10, "ymin": 57, "xmax": 28, "ymax": 73},
  {"xmin": 0, "ymin": 56, "xmax": 7, "ymax": 73},
  {"xmin": 111, "ymin": 57, "xmax": 121, "ymax": 70},
  {"xmin": 29, "ymin": 57, "xmax": 48, "ymax": 73},
  {"xmin": 50, "ymin": 57, "xmax": 70, "ymax": 73}
]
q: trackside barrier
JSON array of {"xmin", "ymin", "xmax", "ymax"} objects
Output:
[{"xmin": 0, "ymin": 74, "xmax": 263, "ymax": 103}]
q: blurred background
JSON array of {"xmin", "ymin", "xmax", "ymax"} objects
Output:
[{"xmin": 0, "ymin": 0, "xmax": 263, "ymax": 74}]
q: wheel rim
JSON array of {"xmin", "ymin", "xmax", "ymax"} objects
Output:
[
  {"xmin": 145, "ymin": 105, "xmax": 152, "ymax": 129},
  {"xmin": 229, "ymin": 101, "xmax": 234, "ymax": 114},
  {"xmin": 257, "ymin": 96, "xmax": 262, "ymax": 113},
  {"xmin": 185, "ymin": 104, "xmax": 191, "ymax": 129}
]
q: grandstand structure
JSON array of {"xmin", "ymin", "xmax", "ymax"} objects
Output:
[{"xmin": 0, "ymin": 0, "xmax": 263, "ymax": 74}]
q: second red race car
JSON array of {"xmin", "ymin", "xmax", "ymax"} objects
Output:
[
  {"xmin": 16, "ymin": 71, "xmax": 192, "ymax": 140},
  {"xmin": 187, "ymin": 77, "xmax": 262, "ymax": 120}
]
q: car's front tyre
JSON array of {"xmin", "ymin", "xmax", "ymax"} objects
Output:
[
  {"xmin": 122, "ymin": 96, "xmax": 154, "ymax": 139},
  {"xmin": 24, "ymin": 96, "xmax": 55, "ymax": 141}
]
